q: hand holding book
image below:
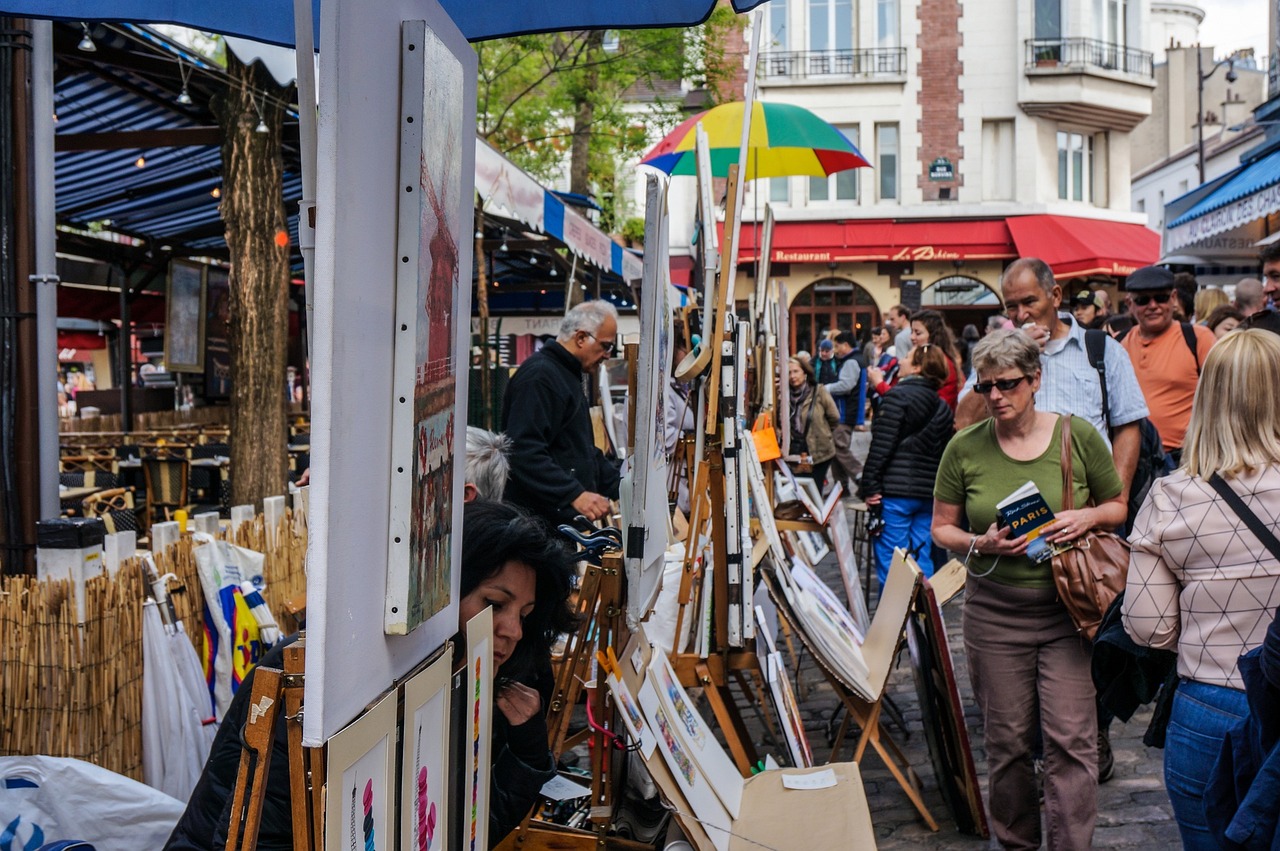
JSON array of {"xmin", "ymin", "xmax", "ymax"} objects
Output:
[
  {"xmin": 995, "ymin": 481, "xmax": 1078, "ymax": 563},
  {"xmin": 973, "ymin": 521, "xmax": 1029, "ymax": 558}
]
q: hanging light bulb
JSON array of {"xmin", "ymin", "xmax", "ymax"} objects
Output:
[
  {"xmin": 499, "ymin": 234, "xmax": 509, "ymax": 253},
  {"xmin": 177, "ymin": 87, "xmax": 193, "ymax": 106},
  {"xmin": 77, "ymin": 23, "xmax": 96, "ymax": 53},
  {"xmin": 135, "ymin": 153, "xmax": 146, "ymax": 168},
  {"xmin": 211, "ymin": 186, "xmax": 221, "ymax": 199},
  {"xmin": 255, "ymin": 117, "xmax": 269, "ymax": 134},
  {"xmin": 550, "ymin": 266, "xmax": 558, "ymax": 277}
]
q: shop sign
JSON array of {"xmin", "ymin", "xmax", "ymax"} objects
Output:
[
  {"xmin": 1166, "ymin": 182, "xmax": 1280, "ymax": 251},
  {"xmin": 928, "ymin": 157, "xmax": 954, "ymax": 182},
  {"xmin": 891, "ymin": 245, "xmax": 962, "ymax": 262}
]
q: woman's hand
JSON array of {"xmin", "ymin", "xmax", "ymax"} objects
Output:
[
  {"xmin": 977, "ymin": 522, "xmax": 1028, "ymax": 557},
  {"xmin": 1043, "ymin": 508, "xmax": 1097, "ymax": 544},
  {"xmin": 495, "ymin": 681, "xmax": 542, "ymax": 726}
]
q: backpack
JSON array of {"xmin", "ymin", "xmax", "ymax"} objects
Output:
[{"xmin": 1085, "ymin": 329, "xmax": 1182, "ymax": 527}]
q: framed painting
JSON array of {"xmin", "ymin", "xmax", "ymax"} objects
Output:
[
  {"xmin": 325, "ymin": 689, "xmax": 397, "ymax": 851},
  {"xmin": 385, "ymin": 18, "xmax": 473, "ymax": 635},
  {"xmin": 464, "ymin": 607, "xmax": 494, "ymax": 851},
  {"xmin": 400, "ymin": 645, "xmax": 452, "ymax": 851},
  {"xmin": 165, "ymin": 259, "xmax": 206, "ymax": 372}
]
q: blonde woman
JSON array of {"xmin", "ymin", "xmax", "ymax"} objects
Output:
[
  {"xmin": 1124, "ymin": 329, "xmax": 1280, "ymax": 850},
  {"xmin": 1193, "ymin": 286, "xmax": 1229, "ymax": 323}
]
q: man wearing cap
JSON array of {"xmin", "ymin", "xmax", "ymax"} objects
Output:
[
  {"xmin": 813, "ymin": 338, "xmax": 840, "ymax": 384},
  {"xmin": 1121, "ymin": 265, "xmax": 1216, "ymax": 464},
  {"xmin": 1071, "ymin": 290, "xmax": 1108, "ymax": 329},
  {"xmin": 819, "ymin": 331, "xmax": 867, "ymax": 492}
]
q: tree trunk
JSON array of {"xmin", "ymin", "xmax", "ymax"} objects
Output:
[
  {"xmin": 213, "ymin": 54, "xmax": 290, "ymax": 509},
  {"xmin": 568, "ymin": 30, "xmax": 604, "ymax": 196}
]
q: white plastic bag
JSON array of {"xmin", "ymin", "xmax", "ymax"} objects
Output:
[
  {"xmin": 0, "ymin": 755, "xmax": 185, "ymax": 851},
  {"xmin": 192, "ymin": 534, "xmax": 269, "ymax": 719}
]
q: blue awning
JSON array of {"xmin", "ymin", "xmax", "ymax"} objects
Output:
[
  {"xmin": 1167, "ymin": 147, "xmax": 1280, "ymax": 229},
  {"xmin": 0, "ymin": 0, "xmax": 766, "ymax": 44}
]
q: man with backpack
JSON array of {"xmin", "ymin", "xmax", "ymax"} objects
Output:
[
  {"xmin": 1120, "ymin": 265, "xmax": 1216, "ymax": 468},
  {"xmin": 820, "ymin": 331, "xmax": 868, "ymax": 493}
]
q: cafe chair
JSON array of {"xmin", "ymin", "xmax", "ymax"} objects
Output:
[
  {"xmin": 141, "ymin": 456, "xmax": 193, "ymax": 531},
  {"xmin": 82, "ymin": 487, "xmax": 140, "ymax": 535}
]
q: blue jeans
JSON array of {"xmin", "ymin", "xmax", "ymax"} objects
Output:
[
  {"xmin": 873, "ymin": 496, "xmax": 938, "ymax": 586},
  {"xmin": 1164, "ymin": 679, "xmax": 1249, "ymax": 850}
]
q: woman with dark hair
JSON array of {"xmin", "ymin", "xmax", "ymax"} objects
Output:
[
  {"xmin": 164, "ymin": 500, "xmax": 578, "ymax": 851},
  {"xmin": 785, "ymin": 356, "xmax": 840, "ymax": 489},
  {"xmin": 457, "ymin": 499, "xmax": 580, "ymax": 847},
  {"xmin": 909, "ymin": 309, "xmax": 963, "ymax": 410},
  {"xmin": 1204, "ymin": 304, "xmax": 1245, "ymax": 339},
  {"xmin": 859, "ymin": 344, "xmax": 954, "ymax": 585}
]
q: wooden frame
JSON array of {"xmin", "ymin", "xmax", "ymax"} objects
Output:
[
  {"xmin": 165, "ymin": 259, "xmax": 207, "ymax": 373},
  {"xmin": 323, "ymin": 689, "xmax": 398, "ymax": 851}
]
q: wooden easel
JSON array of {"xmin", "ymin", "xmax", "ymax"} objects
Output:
[{"xmin": 224, "ymin": 636, "xmax": 325, "ymax": 851}]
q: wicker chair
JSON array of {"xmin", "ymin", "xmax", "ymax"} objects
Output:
[
  {"xmin": 82, "ymin": 487, "xmax": 141, "ymax": 535},
  {"xmin": 60, "ymin": 454, "xmax": 118, "ymax": 475},
  {"xmin": 141, "ymin": 456, "xmax": 193, "ymax": 530}
]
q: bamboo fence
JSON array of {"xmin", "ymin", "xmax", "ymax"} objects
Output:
[{"xmin": 0, "ymin": 507, "xmax": 307, "ymax": 779}]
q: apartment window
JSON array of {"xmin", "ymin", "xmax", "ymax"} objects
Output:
[
  {"xmin": 809, "ymin": 0, "xmax": 853, "ymax": 53},
  {"xmin": 877, "ymin": 124, "xmax": 898, "ymax": 201},
  {"xmin": 876, "ymin": 0, "xmax": 899, "ymax": 48},
  {"xmin": 1103, "ymin": 0, "xmax": 1128, "ymax": 45},
  {"xmin": 771, "ymin": 177, "xmax": 790, "ymax": 203},
  {"xmin": 810, "ymin": 126, "xmax": 860, "ymax": 202},
  {"xmin": 1136, "ymin": 199, "xmax": 1145, "ymax": 212},
  {"xmin": 1035, "ymin": 0, "xmax": 1061, "ymax": 39},
  {"xmin": 1057, "ymin": 130, "xmax": 1093, "ymax": 202},
  {"xmin": 981, "ymin": 119, "xmax": 1015, "ymax": 200},
  {"xmin": 768, "ymin": 0, "xmax": 789, "ymax": 49}
]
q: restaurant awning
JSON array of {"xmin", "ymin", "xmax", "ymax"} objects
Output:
[
  {"xmin": 733, "ymin": 214, "xmax": 1157, "ymax": 278},
  {"xmin": 734, "ymin": 219, "xmax": 1017, "ymax": 264},
  {"xmin": 1005, "ymin": 215, "xmax": 1160, "ymax": 278},
  {"xmin": 1165, "ymin": 147, "xmax": 1280, "ymax": 251}
]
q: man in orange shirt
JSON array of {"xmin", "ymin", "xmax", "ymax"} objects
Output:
[{"xmin": 1120, "ymin": 265, "xmax": 1216, "ymax": 466}]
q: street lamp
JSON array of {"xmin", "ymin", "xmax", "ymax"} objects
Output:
[{"xmin": 1197, "ymin": 43, "xmax": 1239, "ymax": 183}]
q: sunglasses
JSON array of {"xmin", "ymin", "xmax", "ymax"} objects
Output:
[
  {"xmin": 1131, "ymin": 291, "xmax": 1172, "ymax": 307},
  {"xmin": 973, "ymin": 376, "xmax": 1030, "ymax": 395},
  {"xmin": 585, "ymin": 332, "xmax": 616, "ymax": 355}
]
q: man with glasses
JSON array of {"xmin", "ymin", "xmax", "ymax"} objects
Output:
[
  {"xmin": 1121, "ymin": 265, "xmax": 1216, "ymax": 465},
  {"xmin": 502, "ymin": 300, "xmax": 621, "ymax": 526}
]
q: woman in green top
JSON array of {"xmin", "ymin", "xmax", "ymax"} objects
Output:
[{"xmin": 931, "ymin": 328, "xmax": 1125, "ymax": 851}]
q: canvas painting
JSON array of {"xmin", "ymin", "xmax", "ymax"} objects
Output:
[
  {"xmin": 386, "ymin": 20, "xmax": 469, "ymax": 634},
  {"xmin": 165, "ymin": 260, "xmax": 205, "ymax": 372},
  {"xmin": 465, "ymin": 608, "xmax": 494, "ymax": 851},
  {"xmin": 400, "ymin": 647, "xmax": 452, "ymax": 851},
  {"xmin": 325, "ymin": 690, "xmax": 397, "ymax": 851},
  {"xmin": 607, "ymin": 671, "xmax": 656, "ymax": 757}
]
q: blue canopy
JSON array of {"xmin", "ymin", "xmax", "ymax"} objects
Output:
[{"xmin": 0, "ymin": 0, "xmax": 766, "ymax": 44}]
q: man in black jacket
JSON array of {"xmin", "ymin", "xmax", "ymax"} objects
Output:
[{"xmin": 502, "ymin": 300, "xmax": 621, "ymax": 526}]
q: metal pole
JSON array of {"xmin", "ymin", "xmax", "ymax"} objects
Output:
[
  {"xmin": 30, "ymin": 19, "xmax": 56, "ymax": 520},
  {"xmin": 1197, "ymin": 44, "xmax": 1205, "ymax": 184}
]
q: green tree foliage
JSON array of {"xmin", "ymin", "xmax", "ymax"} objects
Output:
[{"xmin": 475, "ymin": 9, "xmax": 741, "ymax": 231}]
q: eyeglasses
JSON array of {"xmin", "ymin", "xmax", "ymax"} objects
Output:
[
  {"xmin": 973, "ymin": 376, "xmax": 1030, "ymax": 395},
  {"xmin": 1131, "ymin": 292, "xmax": 1173, "ymax": 307},
  {"xmin": 585, "ymin": 332, "xmax": 616, "ymax": 355}
]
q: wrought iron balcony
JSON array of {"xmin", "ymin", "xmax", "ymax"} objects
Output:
[
  {"xmin": 760, "ymin": 48, "xmax": 907, "ymax": 80},
  {"xmin": 1024, "ymin": 38, "xmax": 1154, "ymax": 77}
]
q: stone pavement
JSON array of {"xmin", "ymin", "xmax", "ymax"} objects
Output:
[{"xmin": 744, "ymin": 510, "xmax": 1183, "ymax": 849}]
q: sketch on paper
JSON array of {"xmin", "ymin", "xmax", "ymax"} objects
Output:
[
  {"xmin": 401, "ymin": 650, "xmax": 451, "ymax": 850},
  {"xmin": 325, "ymin": 691, "xmax": 397, "ymax": 851}
]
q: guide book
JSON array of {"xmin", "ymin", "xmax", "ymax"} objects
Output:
[{"xmin": 995, "ymin": 480, "xmax": 1073, "ymax": 563}]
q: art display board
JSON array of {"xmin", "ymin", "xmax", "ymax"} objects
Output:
[
  {"xmin": 324, "ymin": 689, "xmax": 398, "ymax": 851},
  {"xmin": 826, "ymin": 505, "xmax": 871, "ymax": 636},
  {"xmin": 755, "ymin": 606, "xmax": 812, "ymax": 768},
  {"xmin": 400, "ymin": 646, "xmax": 452, "ymax": 851},
  {"xmin": 385, "ymin": 18, "xmax": 471, "ymax": 635},
  {"xmin": 624, "ymin": 174, "xmax": 673, "ymax": 626},
  {"xmin": 305, "ymin": 0, "xmax": 476, "ymax": 743},
  {"xmin": 741, "ymin": 431, "xmax": 786, "ymax": 568},
  {"xmin": 752, "ymin": 204, "xmax": 775, "ymax": 314},
  {"xmin": 718, "ymin": 321, "xmax": 753, "ymax": 646},
  {"xmin": 776, "ymin": 281, "xmax": 790, "ymax": 457},
  {"xmin": 727, "ymin": 763, "xmax": 876, "ymax": 851},
  {"xmin": 464, "ymin": 608, "xmax": 494, "ymax": 851},
  {"xmin": 905, "ymin": 576, "xmax": 990, "ymax": 838}
]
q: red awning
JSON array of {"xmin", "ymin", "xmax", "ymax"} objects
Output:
[
  {"xmin": 57, "ymin": 330, "xmax": 107, "ymax": 350},
  {"xmin": 732, "ymin": 218, "xmax": 1018, "ymax": 264},
  {"xmin": 1005, "ymin": 215, "xmax": 1160, "ymax": 279}
]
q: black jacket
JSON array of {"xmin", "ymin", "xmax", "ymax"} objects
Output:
[
  {"xmin": 858, "ymin": 376, "xmax": 953, "ymax": 501},
  {"xmin": 501, "ymin": 341, "xmax": 620, "ymax": 525}
]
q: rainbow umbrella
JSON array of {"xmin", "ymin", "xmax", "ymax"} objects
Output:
[{"xmin": 641, "ymin": 101, "xmax": 871, "ymax": 179}]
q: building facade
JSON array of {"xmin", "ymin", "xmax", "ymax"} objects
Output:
[{"xmin": 638, "ymin": 0, "xmax": 1162, "ymax": 349}]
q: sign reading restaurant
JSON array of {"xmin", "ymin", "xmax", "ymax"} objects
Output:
[
  {"xmin": 773, "ymin": 245, "xmax": 964, "ymax": 263},
  {"xmin": 1166, "ymin": 181, "xmax": 1280, "ymax": 252}
]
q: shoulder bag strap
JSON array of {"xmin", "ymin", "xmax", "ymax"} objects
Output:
[
  {"xmin": 1208, "ymin": 473, "xmax": 1280, "ymax": 562},
  {"xmin": 1060, "ymin": 414, "xmax": 1075, "ymax": 511},
  {"xmin": 1180, "ymin": 322, "xmax": 1201, "ymax": 375},
  {"xmin": 1084, "ymin": 329, "xmax": 1112, "ymax": 436}
]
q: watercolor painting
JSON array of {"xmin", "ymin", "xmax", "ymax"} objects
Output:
[{"xmin": 400, "ymin": 649, "xmax": 451, "ymax": 850}]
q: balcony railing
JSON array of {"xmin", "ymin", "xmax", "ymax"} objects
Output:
[
  {"xmin": 760, "ymin": 48, "xmax": 908, "ymax": 80},
  {"xmin": 1024, "ymin": 38, "xmax": 1154, "ymax": 77}
]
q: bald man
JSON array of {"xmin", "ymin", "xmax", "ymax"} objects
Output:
[{"xmin": 1235, "ymin": 278, "xmax": 1266, "ymax": 317}]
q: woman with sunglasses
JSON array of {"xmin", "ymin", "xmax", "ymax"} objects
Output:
[
  {"xmin": 932, "ymin": 329, "xmax": 1126, "ymax": 851},
  {"xmin": 859, "ymin": 344, "xmax": 954, "ymax": 587}
]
